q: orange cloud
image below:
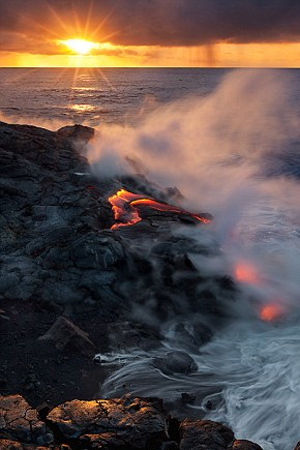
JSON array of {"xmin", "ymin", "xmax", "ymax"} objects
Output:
[{"xmin": 2, "ymin": 42, "xmax": 300, "ymax": 68}]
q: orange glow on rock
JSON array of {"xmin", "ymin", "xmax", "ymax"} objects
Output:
[
  {"xmin": 259, "ymin": 303, "xmax": 285, "ymax": 322},
  {"xmin": 108, "ymin": 189, "xmax": 211, "ymax": 230},
  {"xmin": 108, "ymin": 189, "xmax": 142, "ymax": 229},
  {"xmin": 234, "ymin": 262, "xmax": 260, "ymax": 285}
]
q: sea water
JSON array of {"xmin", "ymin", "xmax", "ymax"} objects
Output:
[{"xmin": 3, "ymin": 67, "xmax": 300, "ymax": 450}]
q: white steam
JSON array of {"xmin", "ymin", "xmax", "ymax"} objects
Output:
[
  {"xmin": 101, "ymin": 320, "xmax": 300, "ymax": 450},
  {"xmin": 90, "ymin": 69, "xmax": 300, "ymax": 314},
  {"xmin": 0, "ymin": 111, "xmax": 67, "ymax": 131},
  {"xmin": 93, "ymin": 69, "xmax": 300, "ymax": 450},
  {"xmin": 89, "ymin": 69, "xmax": 299, "ymax": 208}
]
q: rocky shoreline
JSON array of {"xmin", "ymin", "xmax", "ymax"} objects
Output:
[
  {"xmin": 0, "ymin": 120, "xmax": 297, "ymax": 449},
  {"xmin": 0, "ymin": 393, "xmax": 265, "ymax": 450}
]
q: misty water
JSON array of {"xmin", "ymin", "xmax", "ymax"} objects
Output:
[
  {"xmin": 0, "ymin": 67, "xmax": 228, "ymax": 126},
  {"xmin": 2, "ymin": 68, "xmax": 300, "ymax": 450}
]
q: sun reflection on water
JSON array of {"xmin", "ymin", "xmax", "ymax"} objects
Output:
[{"xmin": 70, "ymin": 104, "xmax": 96, "ymax": 112}]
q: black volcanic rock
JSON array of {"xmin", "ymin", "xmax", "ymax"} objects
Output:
[
  {"xmin": 232, "ymin": 441, "xmax": 263, "ymax": 450},
  {"xmin": 0, "ymin": 395, "xmax": 53, "ymax": 445},
  {"xmin": 0, "ymin": 120, "xmax": 235, "ymax": 410},
  {"xmin": 107, "ymin": 321, "xmax": 162, "ymax": 352},
  {"xmin": 56, "ymin": 124, "xmax": 94, "ymax": 144},
  {"xmin": 0, "ymin": 440, "xmax": 24, "ymax": 450},
  {"xmin": 179, "ymin": 419, "xmax": 234, "ymax": 450},
  {"xmin": 0, "ymin": 120, "xmax": 233, "ymax": 322},
  {"xmin": 0, "ymin": 394, "xmax": 273, "ymax": 450},
  {"xmin": 38, "ymin": 316, "xmax": 96, "ymax": 357},
  {"xmin": 153, "ymin": 351, "xmax": 197, "ymax": 375},
  {"xmin": 0, "ymin": 122, "xmax": 118, "ymax": 406},
  {"xmin": 47, "ymin": 395, "xmax": 168, "ymax": 448},
  {"xmin": 0, "ymin": 121, "xmax": 121, "ymax": 317},
  {"xmin": 0, "ymin": 439, "xmax": 71, "ymax": 450}
]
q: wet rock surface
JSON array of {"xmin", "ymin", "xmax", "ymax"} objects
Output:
[
  {"xmin": 179, "ymin": 419, "xmax": 234, "ymax": 450},
  {"xmin": 48, "ymin": 396, "xmax": 167, "ymax": 447},
  {"xmin": 0, "ymin": 121, "xmax": 231, "ymax": 321},
  {"xmin": 232, "ymin": 441, "xmax": 263, "ymax": 450},
  {"xmin": 0, "ymin": 395, "xmax": 263, "ymax": 450},
  {"xmin": 0, "ymin": 122, "xmax": 268, "ymax": 449},
  {"xmin": 0, "ymin": 122, "xmax": 115, "ymax": 406},
  {"xmin": 0, "ymin": 395, "xmax": 53, "ymax": 445},
  {"xmin": 153, "ymin": 351, "xmax": 198, "ymax": 375},
  {"xmin": 39, "ymin": 317, "xmax": 96, "ymax": 358},
  {"xmin": 0, "ymin": 121, "xmax": 236, "ymax": 407}
]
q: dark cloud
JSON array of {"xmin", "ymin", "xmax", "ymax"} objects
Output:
[
  {"xmin": 0, "ymin": 32, "xmax": 60, "ymax": 55},
  {"xmin": 1, "ymin": 0, "xmax": 300, "ymax": 53}
]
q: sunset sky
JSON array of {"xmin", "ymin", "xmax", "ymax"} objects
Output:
[{"xmin": 1, "ymin": 0, "xmax": 300, "ymax": 67}]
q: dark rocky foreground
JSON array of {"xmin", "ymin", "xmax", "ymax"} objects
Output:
[
  {"xmin": 0, "ymin": 120, "xmax": 233, "ymax": 406},
  {"xmin": 0, "ymin": 121, "xmax": 294, "ymax": 449},
  {"xmin": 0, "ymin": 393, "xmax": 267, "ymax": 450}
]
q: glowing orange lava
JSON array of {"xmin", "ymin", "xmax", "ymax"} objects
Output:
[
  {"xmin": 234, "ymin": 262, "xmax": 260, "ymax": 285},
  {"xmin": 259, "ymin": 303, "xmax": 285, "ymax": 322},
  {"xmin": 108, "ymin": 189, "xmax": 212, "ymax": 230}
]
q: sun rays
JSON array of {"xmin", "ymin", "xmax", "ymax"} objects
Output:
[
  {"xmin": 58, "ymin": 39, "xmax": 100, "ymax": 55},
  {"xmin": 14, "ymin": 1, "xmax": 122, "ymax": 95}
]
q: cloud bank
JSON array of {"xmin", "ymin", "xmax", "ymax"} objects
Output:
[{"xmin": 1, "ymin": 0, "xmax": 300, "ymax": 54}]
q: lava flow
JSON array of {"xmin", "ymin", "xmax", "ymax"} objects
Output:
[
  {"xmin": 108, "ymin": 189, "xmax": 212, "ymax": 230},
  {"xmin": 234, "ymin": 261, "xmax": 288, "ymax": 322},
  {"xmin": 259, "ymin": 303, "xmax": 286, "ymax": 322},
  {"xmin": 234, "ymin": 261, "xmax": 261, "ymax": 285}
]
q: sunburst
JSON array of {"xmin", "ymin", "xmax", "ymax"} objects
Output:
[{"xmin": 59, "ymin": 38, "xmax": 100, "ymax": 55}]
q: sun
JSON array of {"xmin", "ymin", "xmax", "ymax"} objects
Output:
[{"xmin": 59, "ymin": 38, "xmax": 100, "ymax": 55}]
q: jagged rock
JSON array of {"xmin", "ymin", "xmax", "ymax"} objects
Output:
[
  {"xmin": 161, "ymin": 443, "xmax": 180, "ymax": 450},
  {"xmin": 0, "ymin": 395, "xmax": 269, "ymax": 450},
  {"xmin": 0, "ymin": 274, "xmax": 19, "ymax": 294},
  {"xmin": 0, "ymin": 120, "xmax": 229, "ymax": 324},
  {"xmin": 232, "ymin": 440, "xmax": 263, "ymax": 450},
  {"xmin": 107, "ymin": 322, "xmax": 161, "ymax": 352},
  {"xmin": 179, "ymin": 419, "xmax": 234, "ymax": 450},
  {"xmin": 0, "ymin": 395, "xmax": 53, "ymax": 445},
  {"xmin": 42, "ymin": 281, "xmax": 85, "ymax": 305},
  {"xmin": 0, "ymin": 441, "xmax": 24, "ymax": 450},
  {"xmin": 153, "ymin": 351, "xmax": 197, "ymax": 375},
  {"xmin": 0, "ymin": 120, "xmax": 237, "ymax": 413},
  {"xmin": 56, "ymin": 124, "xmax": 94, "ymax": 144},
  {"xmin": 0, "ymin": 440, "xmax": 70, "ymax": 450},
  {"xmin": 38, "ymin": 317, "xmax": 95, "ymax": 357},
  {"xmin": 169, "ymin": 322, "xmax": 213, "ymax": 352},
  {"xmin": 79, "ymin": 433, "xmax": 129, "ymax": 449},
  {"xmin": 0, "ymin": 121, "xmax": 110, "ymax": 312},
  {"xmin": 0, "ymin": 441, "xmax": 23, "ymax": 450},
  {"xmin": 181, "ymin": 393, "xmax": 196, "ymax": 405},
  {"xmin": 47, "ymin": 396, "xmax": 168, "ymax": 449},
  {"xmin": 71, "ymin": 234, "xmax": 123, "ymax": 270},
  {"xmin": 79, "ymin": 270, "xmax": 116, "ymax": 292}
]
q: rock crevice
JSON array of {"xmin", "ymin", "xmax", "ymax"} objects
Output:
[{"xmin": 0, "ymin": 394, "xmax": 266, "ymax": 450}]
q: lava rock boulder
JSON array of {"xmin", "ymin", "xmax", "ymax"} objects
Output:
[{"xmin": 0, "ymin": 395, "xmax": 53, "ymax": 445}]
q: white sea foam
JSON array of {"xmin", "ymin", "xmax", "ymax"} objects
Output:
[{"xmin": 95, "ymin": 70, "xmax": 300, "ymax": 450}]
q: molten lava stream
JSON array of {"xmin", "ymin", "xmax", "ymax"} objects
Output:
[
  {"xmin": 259, "ymin": 303, "xmax": 286, "ymax": 322},
  {"xmin": 234, "ymin": 262, "xmax": 287, "ymax": 322},
  {"xmin": 234, "ymin": 261, "xmax": 261, "ymax": 285},
  {"xmin": 108, "ymin": 189, "xmax": 212, "ymax": 229},
  {"xmin": 130, "ymin": 198, "xmax": 211, "ymax": 224}
]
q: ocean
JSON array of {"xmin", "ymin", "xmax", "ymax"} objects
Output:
[
  {"xmin": 2, "ymin": 67, "xmax": 300, "ymax": 450},
  {"xmin": 0, "ymin": 67, "xmax": 229, "ymax": 126}
]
